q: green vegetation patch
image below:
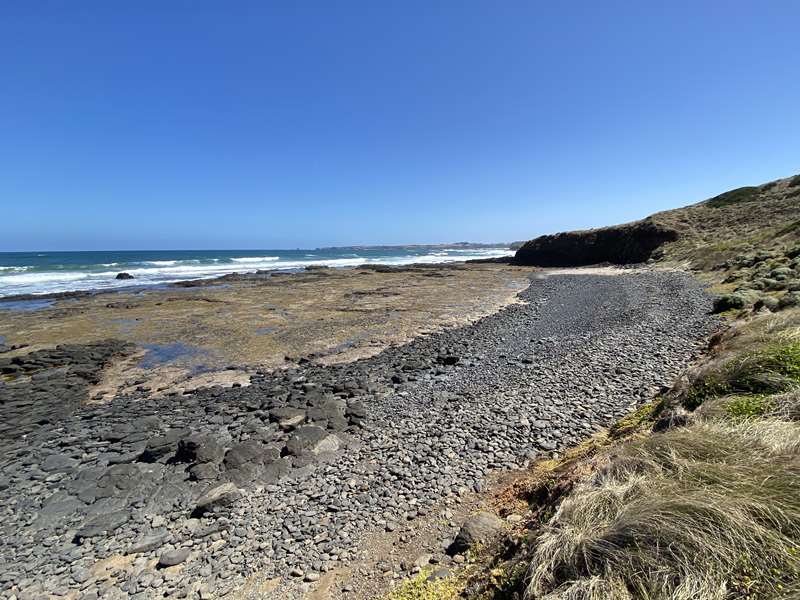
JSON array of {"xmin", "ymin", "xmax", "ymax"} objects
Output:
[
  {"xmin": 609, "ymin": 399, "xmax": 665, "ymax": 439},
  {"xmin": 789, "ymin": 175, "xmax": 800, "ymax": 188},
  {"xmin": 683, "ymin": 340, "xmax": 800, "ymax": 410},
  {"xmin": 706, "ymin": 186, "xmax": 760, "ymax": 208},
  {"xmin": 725, "ymin": 394, "xmax": 775, "ymax": 419},
  {"xmin": 386, "ymin": 569, "xmax": 460, "ymax": 600}
]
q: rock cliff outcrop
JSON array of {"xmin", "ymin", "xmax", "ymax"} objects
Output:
[{"xmin": 513, "ymin": 218, "xmax": 678, "ymax": 267}]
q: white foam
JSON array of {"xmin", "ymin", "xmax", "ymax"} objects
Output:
[
  {"xmin": 231, "ymin": 256, "xmax": 280, "ymax": 263},
  {"xmin": 0, "ymin": 271, "xmax": 88, "ymax": 284}
]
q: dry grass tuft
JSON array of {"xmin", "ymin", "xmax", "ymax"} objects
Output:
[
  {"xmin": 524, "ymin": 420, "xmax": 800, "ymax": 599},
  {"xmin": 768, "ymin": 390, "xmax": 800, "ymax": 422}
]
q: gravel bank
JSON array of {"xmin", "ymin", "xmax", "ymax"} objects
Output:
[{"xmin": 0, "ymin": 271, "xmax": 718, "ymax": 599}]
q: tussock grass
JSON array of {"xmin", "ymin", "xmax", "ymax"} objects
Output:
[
  {"xmin": 464, "ymin": 311, "xmax": 800, "ymax": 600},
  {"xmin": 767, "ymin": 390, "xmax": 800, "ymax": 422},
  {"xmin": 681, "ymin": 311, "xmax": 800, "ymax": 410},
  {"xmin": 525, "ymin": 420, "xmax": 800, "ymax": 599}
]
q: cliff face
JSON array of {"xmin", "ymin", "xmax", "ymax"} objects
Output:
[{"xmin": 513, "ymin": 218, "xmax": 678, "ymax": 267}]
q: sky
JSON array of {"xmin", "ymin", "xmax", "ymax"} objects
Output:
[{"xmin": 1, "ymin": 1, "xmax": 799, "ymax": 251}]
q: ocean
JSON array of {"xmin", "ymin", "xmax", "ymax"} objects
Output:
[{"xmin": 0, "ymin": 246, "xmax": 514, "ymax": 297}]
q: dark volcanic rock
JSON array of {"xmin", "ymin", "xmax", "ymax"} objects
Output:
[
  {"xmin": 223, "ymin": 440, "xmax": 280, "ymax": 470},
  {"xmin": 115, "ymin": 272, "xmax": 135, "ymax": 280},
  {"xmin": 0, "ymin": 339, "xmax": 135, "ymax": 440},
  {"xmin": 176, "ymin": 434, "xmax": 225, "ymax": 464},
  {"xmin": 192, "ymin": 482, "xmax": 243, "ymax": 516},
  {"xmin": 140, "ymin": 429, "xmax": 191, "ymax": 463},
  {"xmin": 74, "ymin": 510, "xmax": 131, "ymax": 541},
  {"xmin": 448, "ymin": 512, "xmax": 504, "ymax": 554},
  {"xmin": 514, "ymin": 218, "xmax": 678, "ymax": 267},
  {"xmin": 0, "ymin": 272, "xmax": 719, "ymax": 599},
  {"xmin": 285, "ymin": 426, "xmax": 340, "ymax": 456}
]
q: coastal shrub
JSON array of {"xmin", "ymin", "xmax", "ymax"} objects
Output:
[
  {"xmin": 789, "ymin": 175, "xmax": 800, "ymax": 188},
  {"xmin": 712, "ymin": 291, "xmax": 761, "ymax": 313},
  {"xmin": 524, "ymin": 419, "xmax": 800, "ymax": 600},
  {"xmin": 705, "ymin": 186, "xmax": 760, "ymax": 208},
  {"xmin": 712, "ymin": 293, "xmax": 746, "ymax": 313}
]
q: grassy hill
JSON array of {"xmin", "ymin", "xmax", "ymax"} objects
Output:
[
  {"xmin": 651, "ymin": 173, "xmax": 800, "ymax": 273},
  {"xmin": 514, "ymin": 173, "xmax": 800, "ymax": 277}
]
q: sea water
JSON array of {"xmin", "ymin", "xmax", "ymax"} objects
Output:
[{"xmin": 0, "ymin": 246, "xmax": 513, "ymax": 297}]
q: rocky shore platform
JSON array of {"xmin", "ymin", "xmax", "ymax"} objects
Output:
[{"xmin": 0, "ymin": 270, "xmax": 718, "ymax": 599}]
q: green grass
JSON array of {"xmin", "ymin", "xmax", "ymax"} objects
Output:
[
  {"xmin": 705, "ymin": 186, "xmax": 760, "ymax": 208},
  {"xmin": 683, "ymin": 340, "xmax": 800, "ymax": 410},
  {"xmin": 726, "ymin": 394, "xmax": 774, "ymax": 419}
]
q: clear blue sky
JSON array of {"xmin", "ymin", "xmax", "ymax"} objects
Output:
[{"xmin": 2, "ymin": 1, "xmax": 799, "ymax": 251}]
